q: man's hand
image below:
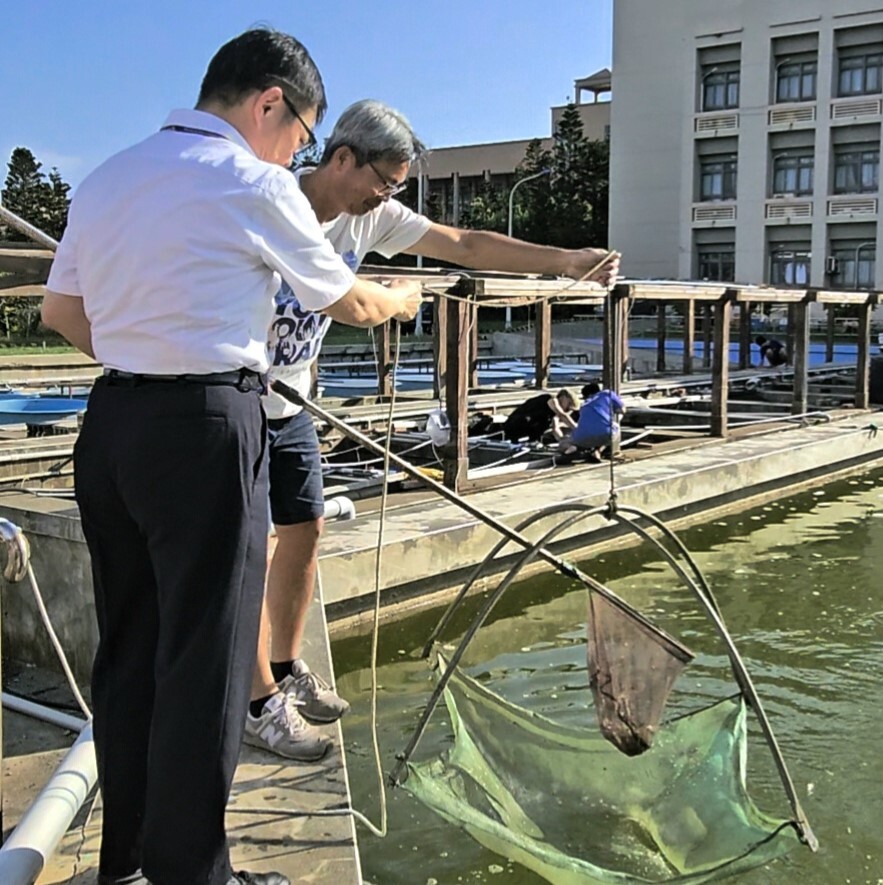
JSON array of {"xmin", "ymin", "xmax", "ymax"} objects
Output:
[
  {"xmin": 387, "ymin": 278, "xmax": 423, "ymax": 322},
  {"xmin": 566, "ymin": 248, "xmax": 621, "ymax": 287}
]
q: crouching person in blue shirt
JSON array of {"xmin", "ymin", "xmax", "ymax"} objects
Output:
[{"xmin": 559, "ymin": 382, "xmax": 626, "ymax": 463}]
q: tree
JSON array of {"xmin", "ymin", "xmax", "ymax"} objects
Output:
[
  {"xmin": 1, "ymin": 147, "xmax": 71, "ymax": 241},
  {"xmin": 459, "ymin": 176, "xmax": 507, "ymax": 232}
]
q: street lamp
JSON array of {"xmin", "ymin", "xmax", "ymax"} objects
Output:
[
  {"xmin": 505, "ymin": 167, "xmax": 551, "ymax": 330},
  {"xmin": 854, "ymin": 241, "xmax": 875, "ymax": 289}
]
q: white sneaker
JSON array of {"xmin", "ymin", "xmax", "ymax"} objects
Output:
[
  {"xmin": 243, "ymin": 692, "xmax": 331, "ymax": 761},
  {"xmin": 279, "ymin": 659, "xmax": 351, "ymax": 724}
]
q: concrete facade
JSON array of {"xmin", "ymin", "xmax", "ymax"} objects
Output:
[{"xmin": 610, "ymin": 0, "xmax": 883, "ymax": 297}]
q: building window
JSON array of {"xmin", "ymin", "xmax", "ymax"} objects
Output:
[
  {"xmin": 776, "ymin": 60, "xmax": 817, "ymax": 102},
  {"xmin": 702, "ymin": 68, "xmax": 740, "ymax": 110},
  {"xmin": 838, "ymin": 53, "xmax": 883, "ymax": 96},
  {"xmin": 833, "ymin": 148, "xmax": 879, "ymax": 194},
  {"xmin": 771, "ymin": 153, "xmax": 814, "ymax": 196},
  {"xmin": 830, "ymin": 244, "xmax": 876, "ymax": 288},
  {"xmin": 769, "ymin": 248, "xmax": 811, "ymax": 286},
  {"xmin": 697, "ymin": 247, "xmax": 735, "ymax": 281},
  {"xmin": 699, "ymin": 155, "xmax": 737, "ymax": 201}
]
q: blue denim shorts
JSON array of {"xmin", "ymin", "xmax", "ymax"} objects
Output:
[{"xmin": 268, "ymin": 410, "xmax": 324, "ymax": 526}]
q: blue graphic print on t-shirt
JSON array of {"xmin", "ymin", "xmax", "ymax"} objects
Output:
[{"xmin": 267, "ymin": 249, "xmax": 359, "ymax": 368}]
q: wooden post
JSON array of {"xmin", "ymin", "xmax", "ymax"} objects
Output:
[
  {"xmin": 535, "ymin": 299, "xmax": 552, "ymax": 388},
  {"xmin": 469, "ymin": 296, "xmax": 480, "ymax": 390},
  {"xmin": 376, "ymin": 321, "xmax": 392, "ymax": 397},
  {"xmin": 710, "ymin": 291, "xmax": 733, "ymax": 437},
  {"xmin": 739, "ymin": 301, "xmax": 753, "ymax": 369},
  {"xmin": 855, "ymin": 296, "xmax": 873, "ymax": 409},
  {"xmin": 443, "ymin": 281, "xmax": 471, "ymax": 492},
  {"xmin": 826, "ymin": 306, "xmax": 836, "ymax": 363},
  {"xmin": 656, "ymin": 301, "xmax": 667, "ymax": 373},
  {"xmin": 604, "ymin": 285, "xmax": 629, "ymax": 394},
  {"xmin": 683, "ymin": 300, "xmax": 695, "ymax": 374},
  {"xmin": 433, "ymin": 294, "xmax": 447, "ymax": 400},
  {"xmin": 701, "ymin": 303, "xmax": 712, "ymax": 369},
  {"xmin": 621, "ymin": 292, "xmax": 631, "ymax": 383},
  {"xmin": 791, "ymin": 296, "xmax": 811, "ymax": 416},
  {"xmin": 786, "ymin": 304, "xmax": 796, "ymax": 363}
]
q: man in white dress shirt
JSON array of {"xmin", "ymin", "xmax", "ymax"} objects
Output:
[
  {"xmin": 246, "ymin": 99, "xmax": 620, "ymax": 759},
  {"xmin": 41, "ymin": 31, "xmax": 420, "ymax": 885}
]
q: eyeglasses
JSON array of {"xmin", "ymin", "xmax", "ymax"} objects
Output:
[
  {"xmin": 367, "ymin": 160, "xmax": 409, "ymax": 197},
  {"xmin": 279, "ymin": 92, "xmax": 317, "ymax": 152}
]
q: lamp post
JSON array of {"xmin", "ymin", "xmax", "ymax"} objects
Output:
[
  {"xmin": 699, "ymin": 66, "xmax": 719, "ymax": 111},
  {"xmin": 505, "ymin": 167, "xmax": 551, "ymax": 330}
]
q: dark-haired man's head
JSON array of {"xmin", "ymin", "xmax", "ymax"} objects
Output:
[
  {"xmin": 581, "ymin": 381, "xmax": 602, "ymax": 399},
  {"xmin": 755, "ymin": 336, "xmax": 767, "ymax": 346},
  {"xmin": 196, "ymin": 29, "xmax": 326, "ymax": 167}
]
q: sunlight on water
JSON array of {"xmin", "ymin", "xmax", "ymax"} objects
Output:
[{"xmin": 332, "ymin": 468, "xmax": 883, "ymax": 884}]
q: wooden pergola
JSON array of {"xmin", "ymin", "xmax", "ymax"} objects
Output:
[{"xmin": 360, "ymin": 268, "xmax": 882, "ymax": 492}]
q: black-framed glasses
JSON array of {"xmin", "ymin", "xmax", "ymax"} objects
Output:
[
  {"xmin": 367, "ymin": 160, "xmax": 409, "ymax": 197},
  {"xmin": 279, "ymin": 92, "xmax": 317, "ymax": 152}
]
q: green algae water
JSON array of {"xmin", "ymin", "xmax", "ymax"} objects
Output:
[{"xmin": 332, "ymin": 466, "xmax": 883, "ymax": 884}]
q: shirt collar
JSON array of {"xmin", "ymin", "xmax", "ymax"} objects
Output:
[{"xmin": 161, "ymin": 109, "xmax": 255, "ymax": 156}]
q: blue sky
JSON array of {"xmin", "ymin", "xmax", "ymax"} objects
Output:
[{"xmin": 1, "ymin": 0, "xmax": 612, "ymax": 188}]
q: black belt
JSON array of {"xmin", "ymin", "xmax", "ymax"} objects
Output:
[{"xmin": 102, "ymin": 368, "xmax": 266, "ymax": 393}]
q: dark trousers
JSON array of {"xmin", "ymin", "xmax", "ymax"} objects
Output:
[{"xmin": 75, "ymin": 376, "xmax": 268, "ymax": 885}]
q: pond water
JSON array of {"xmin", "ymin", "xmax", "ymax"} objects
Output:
[{"xmin": 332, "ymin": 466, "xmax": 883, "ymax": 884}]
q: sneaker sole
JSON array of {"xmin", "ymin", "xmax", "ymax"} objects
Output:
[
  {"xmin": 242, "ymin": 731, "xmax": 332, "ymax": 762},
  {"xmin": 299, "ymin": 707, "xmax": 350, "ymax": 725}
]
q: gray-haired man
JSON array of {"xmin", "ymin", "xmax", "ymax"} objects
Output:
[{"xmin": 245, "ymin": 99, "xmax": 620, "ymax": 759}]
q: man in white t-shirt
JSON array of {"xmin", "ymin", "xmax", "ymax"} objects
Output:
[
  {"xmin": 247, "ymin": 99, "xmax": 621, "ymax": 759},
  {"xmin": 41, "ymin": 33, "xmax": 420, "ymax": 885}
]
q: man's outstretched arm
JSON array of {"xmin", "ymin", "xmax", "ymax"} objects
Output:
[{"xmin": 404, "ymin": 222, "xmax": 620, "ymax": 287}]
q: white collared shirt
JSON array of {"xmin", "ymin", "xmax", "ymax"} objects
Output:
[{"xmin": 47, "ymin": 109, "xmax": 355, "ymax": 374}]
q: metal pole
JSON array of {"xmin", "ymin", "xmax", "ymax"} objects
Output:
[{"xmin": 505, "ymin": 168, "xmax": 550, "ymax": 330}]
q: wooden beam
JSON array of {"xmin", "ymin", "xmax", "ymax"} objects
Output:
[
  {"xmin": 739, "ymin": 301, "xmax": 753, "ymax": 370},
  {"xmin": 469, "ymin": 299, "xmax": 480, "ymax": 390},
  {"xmin": 791, "ymin": 299, "xmax": 811, "ymax": 416},
  {"xmin": 701, "ymin": 304, "xmax": 712, "ymax": 369},
  {"xmin": 656, "ymin": 302, "xmax": 667, "ymax": 373},
  {"xmin": 443, "ymin": 283, "xmax": 471, "ymax": 492},
  {"xmin": 855, "ymin": 298, "xmax": 873, "ymax": 409},
  {"xmin": 535, "ymin": 299, "xmax": 552, "ymax": 388},
  {"xmin": 376, "ymin": 322, "xmax": 392, "ymax": 397},
  {"xmin": 710, "ymin": 292, "xmax": 733, "ymax": 437},
  {"xmin": 683, "ymin": 300, "xmax": 695, "ymax": 375},
  {"xmin": 826, "ymin": 305, "xmax": 836, "ymax": 363},
  {"xmin": 433, "ymin": 295, "xmax": 446, "ymax": 400},
  {"xmin": 604, "ymin": 285, "xmax": 629, "ymax": 393}
]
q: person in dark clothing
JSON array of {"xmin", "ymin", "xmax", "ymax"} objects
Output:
[
  {"xmin": 755, "ymin": 336, "xmax": 787, "ymax": 367},
  {"xmin": 502, "ymin": 389, "xmax": 577, "ymax": 443}
]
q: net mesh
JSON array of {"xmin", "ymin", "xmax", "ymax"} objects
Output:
[
  {"xmin": 405, "ymin": 650, "xmax": 800, "ymax": 884},
  {"xmin": 587, "ymin": 590, "xmax": 694, "ymax": 756}
]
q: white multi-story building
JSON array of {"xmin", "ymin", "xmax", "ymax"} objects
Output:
[{"xmin": 609, "ymin": 0, "xmax": 883, "ymax": 292}]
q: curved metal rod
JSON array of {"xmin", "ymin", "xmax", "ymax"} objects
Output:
[
  {"xmin": 390, "ymin": 505, "xmax": 621, "ymax": 787},
  {"xmin": 421, "ymin": 502, "xmax": 608, "ymax": 658},
  {"xmin": 608, "ymin": 504, "xmax": 817, "ymax": 850}
]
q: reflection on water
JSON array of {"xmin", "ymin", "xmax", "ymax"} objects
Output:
[{"xmin": 332, "ymin": 467, "xmax": 883, "ymax": 884}]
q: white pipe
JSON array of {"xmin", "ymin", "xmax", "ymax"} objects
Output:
[
  {"xmin": 2, "ymin": 692, "xmax": 88, "ymax": 733},
  {"xmin": 0, "ymin": 722, "xmax": 97, "ymax": 885},
  {"xmin": 323, "ymin": 496, "xmax": 356, "ymax": 521}
]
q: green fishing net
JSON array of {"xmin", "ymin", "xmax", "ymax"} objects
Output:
[{"xmin": 404, "ymin": 650, "xmax": 800, "ymax": 884}]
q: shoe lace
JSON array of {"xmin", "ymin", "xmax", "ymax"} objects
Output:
[
  {"xmin": 295, "ymin": 668, "xmax": 333, "ymax": 698},
  {"xmin": 278, "ymin": 693, "xmax": 310, "ymax": 737}
]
